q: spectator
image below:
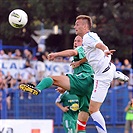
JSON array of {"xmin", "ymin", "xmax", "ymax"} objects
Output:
[
  {"xmin": 5, "ymin": 90, "xmax": 11, "ymax": 110},
  {"xmin": 44, "ymin": 51, "xmax": 49, "ymax": 59},
  {"xmin": 5, "ymin": 71, "xmax": 18, "ymax": 99},
  {"xmin": 0, "ymin": 78, "xmax": 11, "ymax": 110},
  {"xmin": 0, "ymin": 78, "xmax": 3, "ymax": 110},
  {"xmin": 0, "ymin": 70, "xmax": 5, "ymax": 79},
  {"xmin": 128, "ymin": 72, "xmax": 133, "ymax": 99},
  {"xmin": 7, "ymin": 50, "xmax": 14, "ymax": 59},
  {"xmin": 124, "ymin": 98, "xmax": 133, "ymax": 133},
  {"xmin": 16, "ymin": 73, "xmax": 23, "ymax": 84},
  {"xmin": 0, "ymin": 91, "xmax": 2, "ymax": 110},
  {"xmin": 5, "ymin": 71, "xmax": 14, "ymax": 88},
  {"xmin": 54, "ymin": 57, "xmax": 64, "ymax": 62},
  {"xmin": 114, "ymin": 58, "xmax": 122, "ymax": 71},
  {"xmin": 0, "ymin": 50, "xmax": 8, "ymax": 59},
  {"xmin": 20, "ymin": 60, "xmax": 36, "ymax": 99},
  {"xmin": 12, "ymin": 49, "xmax": 22, "ymax": 59},
  {"xmin": 23, "ymin": 49, "xmax": 33, "ymax": 61},
  {"xmin": 34, "ymin": 45, "xmax": 46, "ymax": 82},
  {"xmin": 121, "ymin": 59, "xmax": 132, "ymax": 70}
]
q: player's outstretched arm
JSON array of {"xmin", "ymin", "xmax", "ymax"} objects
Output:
[{"xmin": 48, "ymin": 49, "xmax": 78, "ymax": 61}]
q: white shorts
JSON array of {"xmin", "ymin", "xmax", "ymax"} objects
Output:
[{"xmin": 91, "ymin": 63, "xmax": 116, "ymax": 103}]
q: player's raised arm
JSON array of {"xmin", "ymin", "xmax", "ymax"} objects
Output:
[
  {"xmin": 48, "ymin": 35, "xmax": 83, "ymax": 61},
  {"xmin": 48, "ymin": 49, "xmax": 78, "ymax": 61},
  {"xmin": 95, "ymin": 43, "xmax": 116, "ymax": 56}
]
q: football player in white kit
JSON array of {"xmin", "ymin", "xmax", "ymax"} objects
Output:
[{"xmin": 73, "ymin": 15, "xmax": 129, "ymax": 133}]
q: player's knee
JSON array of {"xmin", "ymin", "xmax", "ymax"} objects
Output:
[
  {"xmin": 89, "ymin": 109, "xmax": 93, "ymax": 115},
  {"xmin": 89, "ymin": 106, "xmax": 99, "ymax": 115},
  {"xmin": 77, "ymin": 120, "xmax": 87, "ymax": 131},
  {"xmin": 89, "ymin": 109, "xmax": 98, "ymax": 115}
]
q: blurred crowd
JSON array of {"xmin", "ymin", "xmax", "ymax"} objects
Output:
[
  {"xmin": 111, "ymin": 58, "xmax": 133, "ymax": 98},
  {"xmin": 0, "ymin": 47, "xmax": 132, "ymax": 110}
]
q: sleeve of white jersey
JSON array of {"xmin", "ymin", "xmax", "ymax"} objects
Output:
[{"xmin": 84, "ymin": 33, "xmax": 104, "ymax": 48}]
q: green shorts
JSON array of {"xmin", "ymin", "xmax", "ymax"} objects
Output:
[
  {"xmin": 78, "ymin": 95, "xmax": 90, "ymax": 113},
  {"xmin": 67, "ymin": 72, "xmax": 94, "ymax": 113},
  {"xmin": 63, "ymin": 119, "xmax": 77, "ymax": 133}
]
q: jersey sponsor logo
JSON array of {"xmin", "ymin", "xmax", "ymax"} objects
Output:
[
  {"xmin": 70, "ymin": 103, "xmax": 79, "ymax": 111},
  {"xmin": 68, "ymin": 99, "xmax": 79, "ymax": 102}
]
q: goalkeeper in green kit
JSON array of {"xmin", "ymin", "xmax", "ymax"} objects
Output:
[{"xmin": 19, "ymin": 35, "xmax": 94, "ymax": 133}]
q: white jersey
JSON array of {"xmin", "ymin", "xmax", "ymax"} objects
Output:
[
  {"xmin": 82, "ymin": 32, "xmax": 116, "ymax": 103},
  {"xmin": 82, "ymin": 32, "xmax": 111, "ymax": 74}
]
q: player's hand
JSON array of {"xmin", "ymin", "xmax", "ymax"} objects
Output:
[
  {"xmin": 47, "ymin": 53, "xmax": 57, "ymax": 61},
  {"xmin": 104, "ymin": 49, "xmax": 116, "ymax": 57},
  {"xmin": 55, "ymin": 87, "xmax": 66, "ymax": 94},
  {"xmin": 70, "ymin": 61, "xmax": 80, "ymax": 69},
  {"xmin": 63, "ymin": 106, "xmax": 69, "ymax": 112}
]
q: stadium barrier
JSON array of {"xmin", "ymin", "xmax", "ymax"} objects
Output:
[{"xmin": 0, "ymin": 85, "xmax": 129, "ymax": 123}]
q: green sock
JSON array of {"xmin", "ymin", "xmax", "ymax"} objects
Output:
[{"xmin": 36, "ymin": 77, "xmax": 53, "ymax": 91}]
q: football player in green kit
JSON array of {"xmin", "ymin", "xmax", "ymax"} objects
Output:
[
  {"xmin": 19, "ymin": 35, "xmax": 94, "ymax": 133},
  {"xmin": 55, "ymin": 89, "xmax": 79, "ymax": 133}
]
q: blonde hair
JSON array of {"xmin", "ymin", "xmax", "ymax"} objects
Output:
[{"xmin": 76, "ymin": 15, "xmax": 92, "ymax": 29}]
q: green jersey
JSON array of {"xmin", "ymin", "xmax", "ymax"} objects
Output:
[
  {"xmin": 56, "ymin": 91, "xmax": 79, "ymax": 121},
  {"xmin": 126, "ymin": 106, "xmax": 133, "ymax": 120},
  {"xmin": 67, "ymin": 46, "xmax": 94, "ymax": 97},
  {"xmin": 73, "ymin": 46, "xmax": 94, "ymax": 75},
  {"xmin": 66, "ymin": 46, "xmax": 94, "ymax": 112}
]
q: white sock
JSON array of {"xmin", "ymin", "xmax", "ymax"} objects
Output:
[{"xmin": 91, "ymin": 111, "xmax": 107, "ymax": 133}]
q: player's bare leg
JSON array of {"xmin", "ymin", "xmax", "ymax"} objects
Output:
[
  {"xmin": 51, "ymin": 75, "xmax": 70, "ymax": 90},
  {"xmin": 77, "ymin": 111, "xmax": 89, "ymax": 133},
  {"xmin": 19, "ymin": 75, "xmax": 70, "ymax": 95}
]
